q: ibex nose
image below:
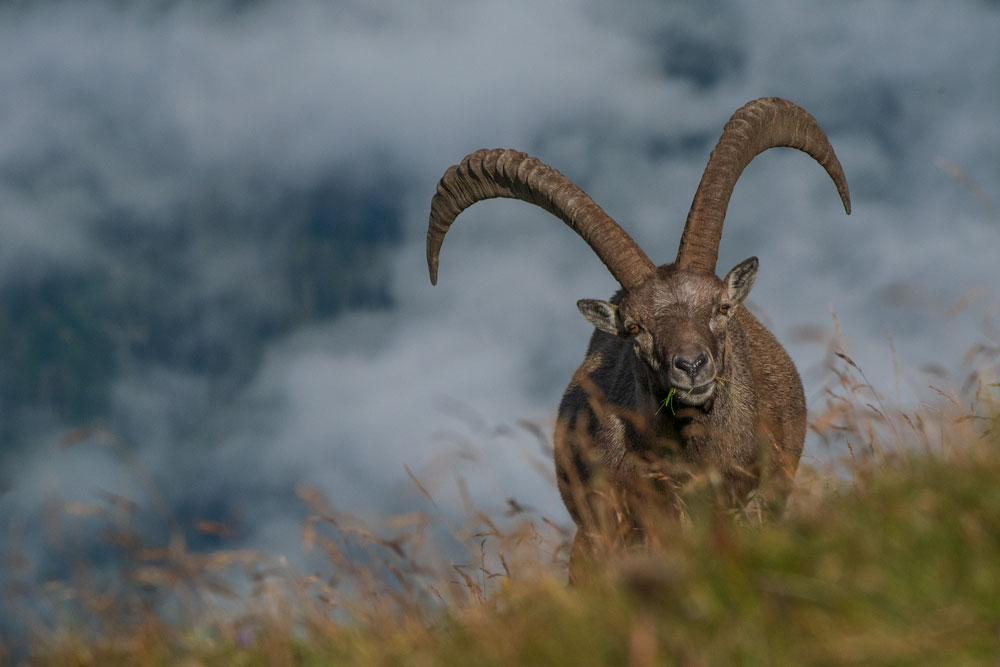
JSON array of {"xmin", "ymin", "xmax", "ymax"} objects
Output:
[{"xmin": 673, "ymin": 353, "xmax": 709, "ymax": 380}]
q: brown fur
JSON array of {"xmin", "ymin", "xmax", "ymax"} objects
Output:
[{"xmin": 556, "ymin": 264, "xmax": 805, "ymax": 580}]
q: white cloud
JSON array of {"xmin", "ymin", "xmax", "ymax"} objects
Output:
[{"xmin": 1, "ymin": 0, "xmax": 998, "ymax": 578}]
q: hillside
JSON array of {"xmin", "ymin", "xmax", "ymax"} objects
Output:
[{"xmin": 13, "ymin": 360, "xmax": 1000, "ymax": 666}]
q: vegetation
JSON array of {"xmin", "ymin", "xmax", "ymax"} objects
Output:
[{"xmin": 6, "ymin": 345, "xmax": 1000, "ymax": 666}]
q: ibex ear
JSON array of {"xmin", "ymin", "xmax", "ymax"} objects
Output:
[
  {"xmin": 724, "ymin": 256, "xmax": 758, "ymax": 304},
  {"xmin": 577, "ymin": 299, "xmax": 622, "ymax": 336}
]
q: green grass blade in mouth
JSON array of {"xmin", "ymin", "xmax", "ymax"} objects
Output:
[{"xmin": 656, "ymin": 387, "xmax": 678, "ymax": 415}]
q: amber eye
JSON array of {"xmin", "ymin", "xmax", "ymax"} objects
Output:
[
  {"xmin": 718, "ymin": 304, "xmax": 731, "ymax": 315},
  {"xmin": 627, "ymin": 323, "xmax": 640, "ymax": 335}
]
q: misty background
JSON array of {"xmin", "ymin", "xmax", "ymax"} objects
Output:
[{"xmin": 1, "ymin": 0, "xmax": 998, "ymax": 611}]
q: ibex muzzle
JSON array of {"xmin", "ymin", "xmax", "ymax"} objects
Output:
[{"xmin": 426, "ymin": 98, "xmax": 851, "ymax": 579}]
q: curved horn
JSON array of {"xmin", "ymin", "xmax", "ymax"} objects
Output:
[
  {"xmin": 428, "ymin": 149, "xmax": 657, "ymax": 292},
  {"xmin": 676, "ymin": 97, "xmax": 852, "ymax": 274}
]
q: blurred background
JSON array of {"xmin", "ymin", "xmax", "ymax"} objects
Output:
[{"xmin": 0, "ymin": 0, "xmax": 998, "ymax": 610}]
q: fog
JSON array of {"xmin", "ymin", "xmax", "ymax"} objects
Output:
[{"xmin": 1, "ymin": 0, "xmax": 998, "ymax": 608}]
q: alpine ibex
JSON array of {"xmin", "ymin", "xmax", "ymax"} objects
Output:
[{"xmin": 426, "ymin": 98, "xmax": 850, "ymax": 575}]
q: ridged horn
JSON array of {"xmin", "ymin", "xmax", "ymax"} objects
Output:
[
  {"xmin": 427, "ymin": 149, "xmax": 657, "ymax": 292},
  {"xmin": 676, "ymin": 97, "xmax": 852, "ymax": 274}
]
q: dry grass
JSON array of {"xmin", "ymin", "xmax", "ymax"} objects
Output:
[{"xmin": 5, "ymin": 315, "xmax": 1000, "ymax": 666}]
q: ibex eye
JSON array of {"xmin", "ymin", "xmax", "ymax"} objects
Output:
[
  {"xmin": 718, "ymin": 304, "xmax": 731, "ymax": 315},
  {"xmin": 627, "ymin": 323, "xmax": 640, "ymax": 335}
]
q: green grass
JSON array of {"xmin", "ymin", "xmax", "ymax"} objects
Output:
[
  {"xmin": 12, "ymin": 353, "xmax": 1000, "ymax": 666},
  {"xmin": 657, "ymin": 386, "xmax": 679, "ymax": 415}
]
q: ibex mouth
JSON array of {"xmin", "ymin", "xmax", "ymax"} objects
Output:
[{"xmin": 673, "ymin": 381, "xmax": 715, "ymax": 406}]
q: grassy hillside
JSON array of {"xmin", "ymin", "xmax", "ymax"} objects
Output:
[{"xmin": 10, "ymin": 355, "xmax": 1000, "ymax": 666}]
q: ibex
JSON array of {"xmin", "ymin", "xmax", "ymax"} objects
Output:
[{"xmin": 426, "ymin": 98, "xmax": 850, "ymax": 576}]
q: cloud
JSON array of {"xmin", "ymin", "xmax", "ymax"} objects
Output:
[{"xmin": 1, "ymin": 0, "xmax": 999, "ymax": 613}]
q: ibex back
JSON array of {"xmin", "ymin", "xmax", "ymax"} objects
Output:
[{"xmin": 426, "ymin": 98, "xmax": 850, "ymax": 578}]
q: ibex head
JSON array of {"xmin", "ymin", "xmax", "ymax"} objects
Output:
[
  {"xmin": 426, "ymin": 101, "xmax": 850, "ymax": 389},
  {"xmin": 577, "ymin": 258, "xmax": 758, "ymax": 408}
]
